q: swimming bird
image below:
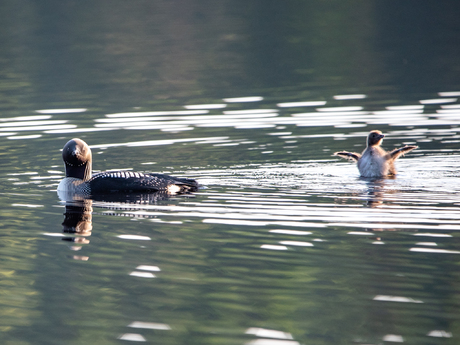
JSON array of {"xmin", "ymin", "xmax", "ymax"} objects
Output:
[
  {"xmin": 57, "ymin": 138, "xmax": 198, "ymax": 195},
  {"xmin": 334, "ymin": 130, "xmax": 418, "ymax": 178}
]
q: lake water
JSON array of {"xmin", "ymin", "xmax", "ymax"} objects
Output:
[{"xmin": 1, "ymin": 2, "xmax": 460, "ymax": 345}]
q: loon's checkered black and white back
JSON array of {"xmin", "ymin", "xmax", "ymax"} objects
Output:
[
  {"xmin": 57, "ymin": 138, "xmax": 198, "ymax": 196},
  {"xmin": 88, "ymin": 171, "xmax": 198, "ymax": 194}
]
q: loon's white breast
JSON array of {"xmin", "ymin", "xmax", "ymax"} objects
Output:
[{"xmin": 57, "ymin": 177, "xmax": 82, "ymax": 193}]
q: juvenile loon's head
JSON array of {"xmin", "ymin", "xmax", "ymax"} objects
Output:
[
  {"xmin": 367, "ymin": 130, "xmax": 385, "ymax": 147},
  {"xmin": 62, "ymin": 138, "xmax": 92, "ymax": 181}
]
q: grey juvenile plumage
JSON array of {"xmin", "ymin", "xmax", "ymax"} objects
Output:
[{"xmin": 334, "ymin": 130, "xmax": 418, "ymax": 178}]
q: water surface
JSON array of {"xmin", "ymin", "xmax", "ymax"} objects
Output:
[{"xmin": 1, "ymin": 2, "xmax": 460, "ymax": 345}]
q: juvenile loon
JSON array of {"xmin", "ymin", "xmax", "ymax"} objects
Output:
[
  {"xmin": 57, "ymin": 138, "xmax": 198, "ymax": 195},
  {"xmin": 334, "ymin": 130, "xmax": 418, "ymax": 178}
]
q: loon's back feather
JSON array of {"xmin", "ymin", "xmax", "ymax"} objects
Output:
[{"xmin": 88, "ymin": 171, "xmax": 199, "ymax": 194}]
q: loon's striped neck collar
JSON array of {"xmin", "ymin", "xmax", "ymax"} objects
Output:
[{"xmin": 62, "ymin": 138, "xmax": 92, "ymax": 181}]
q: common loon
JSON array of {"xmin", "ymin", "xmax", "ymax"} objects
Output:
[
  {"xmin": 57, "ymin": 138, "xmax": 199, "ymax": 195},
  {"xmin": 334, "ymin": 130, "xmax": 418, "ymax": 178}
]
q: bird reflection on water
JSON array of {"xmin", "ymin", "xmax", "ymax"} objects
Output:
[
  {"xmin": 360, "ymin": 176, "xmax": 395, "ymax": 209},
  {"xmin": 58, "ymin": 191, "xmax": 194, "ymax": 257}
]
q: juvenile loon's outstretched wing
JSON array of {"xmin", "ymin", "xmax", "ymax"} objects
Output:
[
  {"xmin": 333, "ymin": 151, "xmax": 361, "ymax": 162},
  {"xmin": 87, "ymin": 171, "xmax": 198, "ymax": 194},
  {"xmin": 388, "ymin": 146, "xmax": 418, "ymax": 160}
]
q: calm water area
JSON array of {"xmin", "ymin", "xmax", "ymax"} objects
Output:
[{"xmin": 1, "ymin": 1, "xmax": 460, "ymax": 344}]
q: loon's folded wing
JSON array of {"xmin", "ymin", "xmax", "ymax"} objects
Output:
[{"xmin": 333, "ymin": 151, "xmax": 361, "ymax": 162}]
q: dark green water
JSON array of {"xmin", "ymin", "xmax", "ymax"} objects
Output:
[{"xmin": 0, "ymin": 2, "xmax": 460, "ymax": 345}]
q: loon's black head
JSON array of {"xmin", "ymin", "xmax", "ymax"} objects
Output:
[{"xmin": 62, "ymin": 138, "xmax": 92, "ymax": 181}]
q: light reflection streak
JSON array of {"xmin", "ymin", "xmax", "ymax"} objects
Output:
[
  {"xmin": 0, "ymin": 125, "xmax": 76, "ymax": 131},
  {"xmin": 269, "ymin": 230, "xmax": 312, "ymax": 235},
  {"xmin": 409, "ymin": 248, "xmax": 460, "ymax": 254},
  {"xmin": 89, "ymin": 136, "xmax": 230, "ymax": 149},
  {"xmin": 373, "ymin": 110, "xmax": 424, "ymax": 115},
  {"xmin": 118, "ymin": 333, "xmax": 146, "ymax": 342},
  {"xmin": 427, "ymin": 330, "xmax": 453, "ymax": 338},
  {"xmin": 373, "ymin": 295, "xmax": 423, "ymax": 303},
  {"xmin": 98, "ymin": 113, "xmax": 277, "ymax": 123},
  {"xmin": 316, "ymin": 106, "xmax": 363, "ymax": 112},
  {"xmin": 279, "ymin": 241, "xmax": 313, "ymax": 247},
  {"xmin": 36, "ymin": 108, "xmax": 87, "ymax": 114},
  {"xmin": 440, "ymin": 104, "xmax": 460, "ymax": 108},
  {"xmin": 128, "ymin": 321, "xmax": 171, "ymax": 330},
  {"xmin": 386, "ymin": 105, "xmax": 424, "ymax": 110},
  {"xmin": 438, "ymin": 91, "xmax": 460, "ymax": 97},
  {"xmin": 135, "ymin": 265, "xmax": 160, "ymax": 271},
  {"xmin": 277, "ymin": 101, "xmax": 326, "ymax": 107},
  {"xmin": 129, "ymin": 271, "xmax": 156, "ymax": 278},
  {"xmin": 222, "ymin": 96, "xmax": 263, "ymax": 102},
  {"xmin": 117, "ymin": 235, "xmax": 151, "ymax": 240},
  {"xmin": 419, "ymin": 98, "xmax": 457, "ymax": 104},
  {"xmin": 260, "ymin": 244, "xmax": 288, "ymax": 250},
  {"xmin": 245, "ymin": 328, "xmax": 293, "ymax": 340},
  {"xmin": 184, "ymin": 104, "xmax": 227, "ymax": 109},
  {"xmin": 382, "ymin": 335, "xmax": 404, "ymax": 343},
  {"xmin": 245, "ymin": 339, "xmax": 300, "ymax": 345},
  {"xmin": 8, "ymin": 134, "xmax": 42, "ymax": 139},
  {"xmin": 223, "ymin": 109, "xmax": 277, "ymax": 114},
  {"xmin": 44, "ymin": 128, "xmax": 115, "ymax": 134},
  {"xmin": 0, "ymin": 120, "xmax": 68, "ymax": 127},
  {"xmin": 62, "ymin": 101, "xmax": 460, "ymax": 134},
  {"xmin": 333, "ymin": 94, "xmax": 367, "ymax": 100},
  {"xmin": 0, "ymin": 115, "xmax": 52, "ymax": 122},
  {"xmin": 106, "ymin": 110, "xmax": 209, "ymax": 117}
]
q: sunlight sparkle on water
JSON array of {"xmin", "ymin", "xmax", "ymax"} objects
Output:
[
  {"xmin": 223, "ymin": 96, "xmax": 263, "ymax": 102},
  {"xmin": 135, "ymin": 265, "xmax": 160, "ymax": 271},
  {"xmin": 373, "ymin": 295, "xmax": 423, "ymax": 303},
  {"xmin": 184, "ymin": 103, "xmax": 227, "ymax": 109},
  {"xmin": 8, "ymin": 135, "xmax": 42, "ymax": 140},
  {"xmin": 129, "ymin": 271, "xmax": 156, "ymax": 278},
  {"xmin": 277, "ymin": 101, "xmax": 326, "ymax": 107},
  {"xmin": 438, "ymin": 91, "xmax": 460, "ymax": 97},
  {"xmin": 333, "ymin": 94, "xmax": 367, "ymax": 100},
  {"xmin": 128, "ymin": 321, "xmax": 171, "ymax": 330},
  {"xmin": 106, "ymin": 110, "xmax": 209, "ymax": 117},
  {"xmin": 118, "ymin": 333, "xmax": 146, "ymax": 342},
  {"xmin": 245, "ymin": 328, "xmax": 294, "ymax": 339},
  {"xmin": 419, "ymin": 98, "xmax": 457, "ymax": 104},
  {"xmin": 260, "ymin": 244, "xmax": 288, "ymax": 250},
  {"xmin": 36, "ymin": 108, "xmax": 87, "ymax": 114},
  {"xmin": 382, "ymin": 334, "xmax": 404, "ymax": 343},
  {"xmin": 279, "ymin": 241, "xmax": 313, "ymax": 247},
  {"xmin": 269, "ymin": 229, "xmax": 312, "ymax": 235},
  {"xmin": 427, "ymin": 330, "xmax": 453, "ymax": 338},
  {"xmin": 316, "ymin": 106, "xmax": 363, "ymax": 112},
  {"xmin": 409, "ymin": 248, "xmax": 460, "ymax": 254},
  {"xmin": 117, "ymin": 235, "xmax": 151, "ymax": 240},
  {"xmin": 245, "ymin": 339, "xmax": 300, "ymax": 345}
]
